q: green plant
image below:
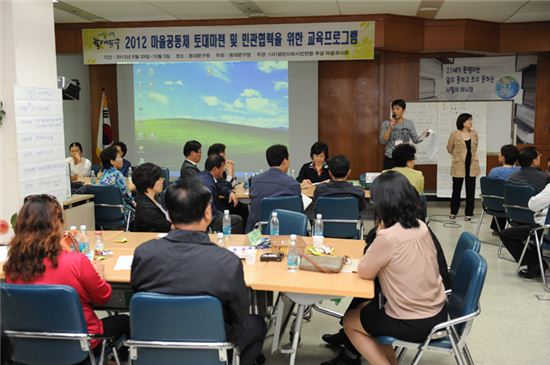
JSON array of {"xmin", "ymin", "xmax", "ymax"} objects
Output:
[{"xmin": 10, "ymin": 213, "xmax": 17, "ymax": 230}]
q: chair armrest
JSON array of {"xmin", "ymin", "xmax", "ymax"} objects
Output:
[
  {"xmin": 428, "ymin": 308, "xmax": 480, "ymax": 336},
  {"xmin": 254, "ymin": 221, "xmax": 268, "ymax": 231}
]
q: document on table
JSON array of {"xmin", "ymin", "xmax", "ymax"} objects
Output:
[
  {"xmin": 341, "ymin": 259, "xmax": 359, "ymax": 273},
  {"xmin": 114, "ymin": 255, "xmax": 134, "ymax": 270}
]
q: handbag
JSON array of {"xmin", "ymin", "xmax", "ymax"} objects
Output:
[{"xmin": 299, "ymin": 254, "xmax": 346, "ymax": 273}]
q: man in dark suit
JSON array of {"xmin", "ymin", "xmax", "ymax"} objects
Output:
[
  {"xmin": 131, "ymin": 179, "xmax": 266, "ymax": 365},
  {"xmin": 246, "ymin": 144, "xmax": 301, "ymax": 232},
  {"xmin": 314, "ymin": 155, "xmax": 366, "ymax": 211},
  {"xmin": 197, "ymin": 154, "xmax": 243, "ymax": 233},
  {"xmin": 508, "ymin": 146, "xmax": 550, "ymax": 194},
  {"xmin": 179, "ymin": 140, "xmax": 202, "ymax": 179}
]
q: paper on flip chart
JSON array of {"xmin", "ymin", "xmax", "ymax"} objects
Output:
[
  {"xmin": 426, "ymin": 132, "xmax": 439, "ymax": 162},
  {"xmin": 114, "ymin": 255, "xmax": 134, "ymax": 270}
]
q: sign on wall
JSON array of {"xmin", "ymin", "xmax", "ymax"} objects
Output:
[{"xmin": 82, "ymin": 22, "xmax": 375, "ymax": 64}]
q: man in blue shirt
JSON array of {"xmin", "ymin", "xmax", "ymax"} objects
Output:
[
  {"xmin": 246, "ymin": 144, "xmax": 301, "ymax": 232},
  {"xmin": 488, "ymin": 144, "xmax": 520, "ymax": 180}
]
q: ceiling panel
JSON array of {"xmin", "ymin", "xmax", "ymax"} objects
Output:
[
  {"xmin": 63, "ymin": 0, "xmax": 177, "ymax": 21},
  {"xmin": 436, "ymin": 0, "xmax": 526, "ymax": 22},
  {"xmin": 506, "ymin": 0, "xmax": 550, "ymax": 22},
  {"xmin": 256, "ymin": 0, "xmax": 340, "ymax": 17},
  {"xmin": 53, "ymin": 7, "xmax": 91, "ymax": 23},
  {"xmin": 339, "ymin": 0, "xmax": 420, "ymax": 16},
  {"xmin": 150, "ymin": 0, "xmax": 245, "ymax": 19}
]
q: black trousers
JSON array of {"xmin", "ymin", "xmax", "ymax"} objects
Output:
[
  {"xmin": 498, "ymin": 225, "xmax": 546, "ymax": 270},
  {"xmin": 450, "ymin": 176, "xmax": 476, "ymax": 216},
  {"xmin": 235, "ymin": 315, "xmax": 267, "ymax": 365},
  {"xmin": 490, "ymin": 217, "xmax": 507, "ymax": 232},
  {"xmin": 383, "ymin": 156, "xmax": 394, "ymax": 170}
]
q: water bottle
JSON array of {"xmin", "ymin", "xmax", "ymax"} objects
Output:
[
  {"xmin": 217, "ymin": 232, "xmax": 225, "ymax": 247},
  {"xmin": 287, "ymin": 234, "xmax": 299, "ymax": 272},
  {"xmin": 128, "ymin": 166, "xmax": 133, "ymax": 182},
  {"xmin": 291, "ymin": 169, "xmax": 296, "ymax": 179},
  {"xmin": 314, "ymin": 214, "xmax": 324, "ymax": 237},
  {"xmin": 222, "ymin": 210, "xmax": 231, "ymax": 236},
  {"xmin": 259, "ymin": 169, "xmax": 264, "ymax": 174},
  {"xmin": 243, "ymin": 172, "xmax": 250, "ymax": 193},
  {"xmin": 69, "ymin": 226, "xmax": 78, "ymax": 252},
  {"xmin": 78, "ymin": 225, "xmax": 93, "ymax": 261},
  {"xmin": 269, "ymin": 212, "xmax": 279, "ymax": 236},
  {"xmin": 94, "ymin": 231, "xmax": 104, "ymax": 256},
  {"xmin": 138, "ymin": 158, "xmax": 145, "ymax": 165},
  {"xmin": 90, "ymin": 170, "xmax": 96, "ymax": 184}
]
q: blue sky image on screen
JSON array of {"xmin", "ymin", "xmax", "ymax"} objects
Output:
[{"xmin": 134, "ymin": 61, "xmax": 289, "ymax": 173}]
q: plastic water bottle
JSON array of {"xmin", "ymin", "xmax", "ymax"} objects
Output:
[
  {"xmin": 291, "ymin": 169, "xmax": 296, "ymax": 179},
  {"xmin": 222, "ymin": 210, "xmax": 231, "ymax": 236},
  {"xmin": 259, "ymin": 169, "xmax": 264, "ymax": 174},
  {"xmin": 287, "ymin": 234, "xmax": 299, "ymax": 271},
  {"xmin": 69, "ymin": 226, "xmax": 78, "ymax": 252},
  {"xmin": 243, "ymin": 172, "xmax": 250, "ymax": 193},
  {"xmin": 78, "ymin": 225, "xmax": 93, "ymax": 261},
  {"xmin": 269, "ymin": 212, "xmax": 279, "ymax": 236},
  {"xmin": 128, "ymin": 166, "xmax": 133, "ymax": 182},
  {"xmin": 138, "ymin": 158, "xmax": 145, "ymax": 165},
  {"xmin": 94, "ymin": 231, "xmax": 104, "ymax": 256},
  {"xmin": 217, "ymin": 232, "xmax": 225, "ymax": 247},
  {"xmin": 90, "ymin": 170, "xmax": 96, "ymax": 184},
  {"xmin": 314, "ymin": 214, "xmax": 324, "ymax": 237}
]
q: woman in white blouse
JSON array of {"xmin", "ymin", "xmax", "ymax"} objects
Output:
[{"xmin": 66, "ymin": 142, "xmax": 92, "ymax": 181}]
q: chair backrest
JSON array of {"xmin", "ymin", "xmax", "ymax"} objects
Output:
[
  {"xmin": 315, "ymin": 196, "xmax": 360, "ymax": 238},
  {"xmin": 503, "ymin": 183, "xmax": 536, "ymax": 225},
  {"xmin": 271, "ymin": 209, "xmax": 308, "ymax": 236},
  {"xmin": 449, "ymin": 232, "xmax": 481, "ymax": 282},
  {"xmin": 91, "ymin": 164, "xmax": 102, "ymax": 175},
  {"xmin": 85, "ymin": 184, "xmax": 127, "ymax": 229},
  {"xmin": 448, "ymin": 250, "xmax": 487, "ymax": 335},
  {"xmin": 130, "ymin": 293, "xmax": 227, "ymax": 365},
  {"xmin": 418, "ymin": 194, "xmax": 428, "ymax": 222},
  {"xmin": 259, "ymin": 196, "xmax": 303, "ymax": 234},
  {"xmin": 160, "ymin": 167, "xmax": 170, "ymax": 190},
  {"xmin": 480, "ymin": 177, "xmax": 506, "ymax": 213},
  {"xmin": 1, "ymin": 284, "xmax": 90, "ymax": 365}
]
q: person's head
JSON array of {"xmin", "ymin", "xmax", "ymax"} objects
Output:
[
  {"xmin": 183, "ymin": 140, "xmax": 202, "ymax": 163},
  {"xmin": 310, "ymin": 142, "xmax": 329, "ymax": 165},
  {"xmin": 499, "ymin": 144, "xmax": 519, "ymax": 166},
  {"xmin": 518, "ymin": 146, "xmax": 540, "ymax": 168},
  {"xmin": 204, "ymin": 154, "xmax": 226, "ymax": 179},
  {"xmin": 165, "ymin": 178, "xmax": 212, "ymax": 229},
  {"xmin": 370, "ymin": 171, "xmax": 420, "ymax": 229},
  {"xmin": 100, "ymin": 145, "xmax": 122, "ymax": 170},
  {"xmin": 266, "ymin": 144, "xmax": 290, "ymax": 173},
  {"xmin": 327, "ymin": 155, "xmax": 350, "ymax": 180},
  {"xmin": 4, "ymin": 195, "xmax": 64, "ymax": 282},
  {"xmin": 391, "ymin": 99, "xmax": 406, "ymax": 119},
  {"xmin": 68, "ymin": 142, "xmax": 83, "ymax": 159},
  {"xmin": 456, "ymin": 113, "xmax": 473, "ymax": 130},
  {"xmin": 207, "ymin": 143, "xmax": 226, "ymax": 158},
  {"xmin": 112, "ymin": 141, "xmax": 127, "ymax": 158},
  {"xmin": 132, "ymin": 163, "xmax": 164, "ymax": 195},
  {"xmin": 391, "ymin": 143, "xmax": 416, "ymax": 168}
]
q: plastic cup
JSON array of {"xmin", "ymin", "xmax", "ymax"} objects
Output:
[
  {"xmin": 313, "ymin": 236, "xmax": 324, "ymax": 248},
  {"xmin": 245, "ymin": 248, "xmax": 256, "ymax": 264}
]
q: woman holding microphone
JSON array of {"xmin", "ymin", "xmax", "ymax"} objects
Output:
[{"xmin": 447, "ymin": 113, "xmax": 480, "ymax": 221}]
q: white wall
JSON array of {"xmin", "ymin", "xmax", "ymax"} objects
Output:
[{"xmin": 56, "ymin": 54, "xmax": 92, "ymax": 158}]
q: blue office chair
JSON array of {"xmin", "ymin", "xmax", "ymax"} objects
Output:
[
  {"xmin": 160, "ymin": 167, "xmax": 170, "ymax": 190},
  {"xmin": 91, "ymin": 164, "xmax": 102, "ymax": 175},
  {"xmin": 270, "ymin": 209, "xmax": 308, "ymax": 236},
  {"xmin": 315, "ymin": 197, "xmax": 363, "ymax": 239},
  {"xmin": 85, "ymin": 185, "xmax": 132, "ymax": 231},
  {"xmin": 126, "ymin": 293, "xmax": 238, "ymax": 365},
  {"xmin": 502, "ymin": 183, "xmax": 535, "ymax": 260},
  {"xmin": 519, "ymin": 208, "xmax": 550, "ymax": 291},
  {"xmin": 449, "ymin": 232, "xmax": 481, "ymax": 283},
  {"xmin": 377, "ymin": 250, "xmax": 487, "ymax": 365},
  {"xmin": 476, "ymin": 177, "xmax": 508, "ymax": 238},
  {"xmin": 257, "ymin": 196, "xmax": 303, "ymax": 234},
  {"xmin": 1, "ymin": 284, "xmax": 120, "ymax": 365}
]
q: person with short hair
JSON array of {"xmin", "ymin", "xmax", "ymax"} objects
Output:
[
  {"xmin": 197, "ymin": 154, "xmax": 243, "ymax": 233},
  {"xmin": 246, "ymin": 144, "xmax": 301, "ymax": 232},
  {"xmin": 180, "ymin": 140, "xmax": 202, "ymax": 179},
  {"xmin": 314, "ymin": 155, "xmax": 366, "ymax": 211},
  {"xmin": 447, "ymin": 113, "xmax": 480, "ymax": 221},
  {"xmin": 508, "ymin": 146, "xmax": 549, "ymax": 194},
  {"xmin": 131, "ymin": 179, "xmax": 266, "ymax": 365},
  {"xmin": 297, "ymin": 142, "xmax": 330, "ymax": 185},
  {"xmin": 207, "ymin": 143, "xmax": 236, "ymax": 186},
  {"xmin": 112, "ymin": 141, "xmax": 132, "ymax": 177},
  {"xmin": 387, "ymin": 143, "xmax": 425, "ymax": 193},
  {"xmin": 99, "ymin": 145, "xmax": 135, "ymax": 211},
  {"xmin": 132, "ymin": 162, "xmax": 171, "ymax": 232},
  {"xmin": 488, "ymin": 144, "xmax": 520, "ymax": 180},
  {"xmin": 66, "ymin": 141, "xmax": 92, "ymax": 180}
]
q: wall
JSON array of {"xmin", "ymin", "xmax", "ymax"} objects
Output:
[{"xmin": 56, "ymin": 54, "xmax": 92, "ymax": 158}]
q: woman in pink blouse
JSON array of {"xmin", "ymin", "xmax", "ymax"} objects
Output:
[{"xmin": 342, "ymin": 171, "xmax": 447, "ymax": 365}]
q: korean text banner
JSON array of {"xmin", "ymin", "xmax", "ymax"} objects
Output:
[{"xmin": 82, "ymin": 22, "xmax": 374, "ymax": 64}]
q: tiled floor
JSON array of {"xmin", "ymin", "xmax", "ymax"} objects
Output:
[{"xmin": 263, "ymin": 201, "xmax": 550, "ymax": 365}]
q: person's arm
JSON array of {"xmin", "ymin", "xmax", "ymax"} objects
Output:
[
  {"xmin": 296, "ymin": 164, "xmax": 307, "ymax": 183},
  {"xmin": 446, "ymin": 132, "xmax": 455, "ymax": 154},
  {"xmin": 357, "ymin": 233, "xmax": 394, "ymax": 280},
  {"xmin": 409, "ymin": 121, "xmax": 422, "ymax": 144},
  {"xmin": 528, "ymin": 184, "xmax": 550, "ymax": 212},
  {"xmin": 78, "ymin": 255, "xmax": 112, "ymax": 305},
  {"xmin": 226, "ymin": 258, "xmax": 250, "ymax": 332},
  {"xmin": 82, "ymin": 159, "xmax": 92, "ymax": 177},
  {"xmin": 379, "ymin": 120, "xmax": 392, "ymax": 144},
  {"xmin": 418, "ymin": 173, "xmax": 425, "ymax": 194},
  {"xmin": 115, "ymin": 171, "xmax": 135, "ymax": 206},
  {"xmin": 139, "ymin": 199, "xmax": 171, "ymax": 232}
]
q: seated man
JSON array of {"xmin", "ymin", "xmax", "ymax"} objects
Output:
[
  {"xmin": 314, "ymin": 155, "xmax": 366, "ymax": 211},
  {"xmin": 386, "ymin": 143, "xmax": 424, "ymax": 193},
  {"xmin": 488, "ymin": 144, "xmax": 520, "ymax": 180},
  {"xmin": 208, "ymin": 143, "xmax": 237, "ymax": 186},
  {"xmin": 499, "ymin": 182, "xmax": 550, "ymax": 278},
  {"xmin": 509, "ymin": 146, "xmax": 550, "ymax": 194},
  {"xmin": 179, "ymin": 140, "xmax": 202, "ymax": 179},
  {"xmin": 246, "ymin": 144, "xmax": 301, "ymax": 232},
  {"xmin": 131, "ymin": 179, "xmax": 266, "ymax": 365},
  {"xmin": 197, "ymin": 154, "xmax": 243, "ymax": 234}
]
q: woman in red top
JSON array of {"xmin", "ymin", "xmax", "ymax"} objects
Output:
[{"xmin": 4, "ymin": 194, "xmax": 129, "ymax": 358}]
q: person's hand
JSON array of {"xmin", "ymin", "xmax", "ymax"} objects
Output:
[
  {"xmin": 93, "ymin": 260, "xmax": 105, "ymax": 279},
  {"xmin": 301, "ymin": 179, "xmax": 312, "ymax": 188},
  {"xmin": 225, "ymin": 160, "xmax": 235, "ymax": 177},
  {"xmin": 390, "ymin": 118, "xmax": 397, "ymax": 127},
  {"xmin": 229, "ymin": 192, "xmax": 238, "ymax": 207},
  {"xmin": 70, "ymin": 174, "xmax": 79, "ymax": 182},
  {"xmin": 131, "ymin": 200, "xmax": 137, "ymax": 208}
]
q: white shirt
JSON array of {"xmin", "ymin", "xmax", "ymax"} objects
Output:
[
  {"xmin": 528, "ymin": 183, "xmax": 550, "ymax": 226},
  {"xmin": 66, "ymin": 157, "xmax": 92, "ymax": 177}
]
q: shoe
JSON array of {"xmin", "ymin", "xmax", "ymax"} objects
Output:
[
  {"xmin": 321, "ymin": 330, "xmax": 347, "ymax": 348},
  {"xmin": 465, "ymin": 216, "xmax": 472, "ymax": 221},
  {"xmin": 320, "ymin": 350, "xmax": 361, "ymax": 365},
  {"xmin": 449, "ymin": 215, "xmax": 456, "ymax": 220},
  {"xmin": 254, "ymin": 353, "xmax": 266, "ymax": 365},
  {"xmin": 518, "ymin": 268, "xmax": 541, "ymax": 279}
]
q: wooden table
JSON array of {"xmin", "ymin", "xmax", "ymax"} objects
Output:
[{"xmin": 233, "ymin": 182, "xmax": 370, "ymax": 200}]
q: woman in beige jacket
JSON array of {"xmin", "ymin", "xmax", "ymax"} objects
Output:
[{"xmin": 447, "ymin": 113, "xmax": 481, "ymax": 221}]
